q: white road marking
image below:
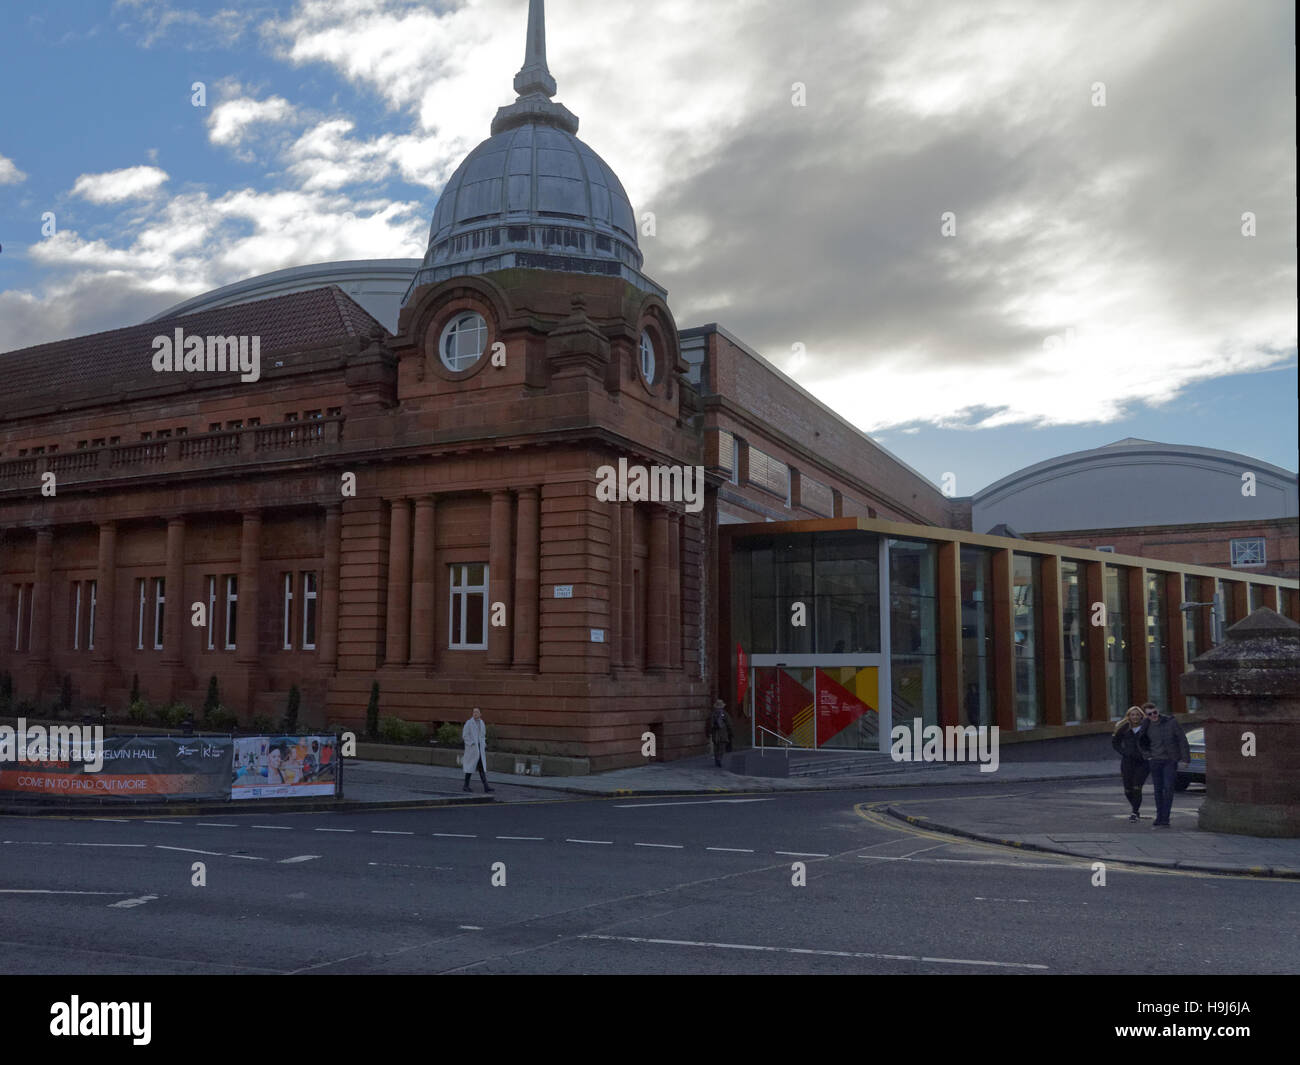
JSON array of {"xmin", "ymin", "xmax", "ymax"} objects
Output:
[
  {"xmin": 155, "ymin": 845, "xmax": 226, "ymax": 857},
  {"xmin": 227, "ymin": 855, "xmax": 267, "ymax": 861},
  {"xmin": 459, "ymin": 925, "xmax": 483, "ymax": 931},
  {"xmin": 0, "ymin": 889, "xmax": 122, "ymax": 896},
  {"xmin": 896, "ymin": 842, "xmax": 949, "ymax": 858},
  {"xmin": 92, "ymin": 818, "xmax": 129, "ymax": 823},
  {"xmin": 251, "ymin": 825, "xmax": 290, "ymax": 831},
  {"xmin": 566, "ymin": 839, "xmax": 613, "ymax": 845},
  {"xmin": 371, "ymin": 830, "xmax": 413, "ymax": 835},
  {"xmin": 634, "ymin": 843, "xmax": 684, "ymax": 849},
  {"xmin": 314, "ymin": 828, "xmax": 354, "ymax": 833},
  {"xmin": 857, "ymin": 855, "xmax": 1076, "ymax": 871},
  {"xmin": 613, "ymin": 799, "xmax": 776, "ymax": 808},
  {"xmin": 975, "ymin": 897, "xmax": 1032, "ymax": 903},
  {"xmin": 775, "ymin": 851, "xmax": 828, "ymax": 858},
  {"xmin": 497, "ymin": 836, "xmax": 545, "ymax": 841},
  {"xmin": 197, "ymin": 823, "xmax": 237, "ymax": 828},
  {"xmin": 143, "ymin": 820, "xmax": 182, "ymax": 825},
  {"xmin": 707, "ymin": 847, "xmax": 755, "ymax": 853},
  {"xmin": 109, "ymin": 895, "xmax": 158, "ymax": 909},
  {"xmin": 279, "ymin": 855, "xmax": 321, "ymax": 864},
  {"xmin": 578, "ymin": 934, "xmax": 1048, "ymax": 970},
  {"xmin": 433, "ymin": 833, "xmax": 476, "ymax": 839},
  {"xmin": 66, "ymin": 843, "xmax": 147, "ymax": 848}
]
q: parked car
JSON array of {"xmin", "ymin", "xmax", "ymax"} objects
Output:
[{"xmin": 1175, "ymin": 727, "xmax": 1205, "ymax": 791}]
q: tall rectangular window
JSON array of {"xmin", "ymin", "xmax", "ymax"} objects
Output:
[
  {"xmin": 891, "ymin": 539, "xmax": 939, "ymax": 729},
  {"xmin": 153, "ymin": 577, "xmax": 166, "ymax": 650},
  {"xmin": 225, "ymin": 575, "xmax": 238, "ymax": 650},
  {"xmin": 14, "ymin": 584, "xmax": 33, "ymax": 652},
  {"xmin": 302, "ymin": 571, "xmax": 318, "ymax": 650},
  {"xmin": 449, "ymin": 563, "xmax": 488, "ymax": 650},
  {"xmin": 87, "ymin": 579, "xmax": 97, "ymax": 651},
  {"xmin": 718, "ymin": 431, "xmax": 735, "ymax": 481},
  {"xmin": 136, "ymin": 578, "xmax": 147, "ymax": 650},
  {"xmin": 72, "ymin": 582, "xmax": 83, "ymax": 650},
  {"xmin": 282, "ymin": 572, "xmax": 294, "ymax": 650},
  {"xmin": 1147, "ymin": 573, "xmax": 1168, "ymax": 711},
  {"xmin": 960, "ymin": 547, "xmax": 995, "ymax": 728},
  {"xmin": 1105, "ymin": 566, "xmax": 1131, "ymax": 717},
  {"xmin": 206, "ymin": 576, "xmax": 216, "ymax": 651},
  {"xmin": 1012, "ymin": 554, "xmax": 1044, "ymax": 730},
  {"xmin": 1060, "ymin": 561, "xmax": 1089, "ymax": 724}
]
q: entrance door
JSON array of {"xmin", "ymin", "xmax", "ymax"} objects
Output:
[{"xmin": 750, "ymin": 657, "xmax": 883, "ymax": 751}]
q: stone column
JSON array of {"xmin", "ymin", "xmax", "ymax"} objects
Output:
[
  {"xmin": 647, "ymin": 507, "xmax": 670, "ymax": 670},
  {"xmin": 513, "ymin": 487, "xmax": 540, "ymax": 671},
  {"xmin": 667, "ymin": 512, "xmax": 682, "ymax": 670},
  {"xmin": 409, "ymin": 497, "xmax": 436, "ymax": 667},
  {"xmin": 384, "ymin": 499, "xmax": 411, "ymax": 666},
  {"xmin": 488, "ymin": 490, "xmax": 513, "ymax": 668},
  {"xmin": 1182, "ymin": 609, "xmax": 1300, "ymax": 837},
  {"xmin": 93, "ymin": 522, "xmax": 117, "ymax": 664},
  {"xmin": 619, "ymin": 503, "xmax": 635, "ymax": 669},
  {"xmin": 607, "ymin": 496, "xmax": 624, "ymax": 670},
  {"xmin": 30, "ymin": 527, "xmax": 53, "ymax": 666},
  {"xmin": 236, "ymin": 511, "xmax": 261, "ymax": 665},
  {"xmin": 163, "ymin": 518, "xmax": 186, "ymax": 665},
  {"xmin": 319, "ymin": 505, "xmax": 341, "ymax": 668}
]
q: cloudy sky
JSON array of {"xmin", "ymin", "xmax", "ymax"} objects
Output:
[{"xmin": 0, "ymin": 0, "xmax": 1294, "ymax": 492}]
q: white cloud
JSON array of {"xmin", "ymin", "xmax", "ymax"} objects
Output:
[
  {"xmin": 0, "ymin": 153, "xmax": 26, "ymax": 185},
  {"xmin": 70, "ymin": 165, "xmax": 169, "ymax": 203},
  {"xmin": 208, "ymin": 94, "xmax": 297, "ymax": 147}
]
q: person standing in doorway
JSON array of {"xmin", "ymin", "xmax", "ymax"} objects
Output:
[
  {"xmin": 1111, "ymin": 706, "xmax": 1149, "ymax": 822},
  {"xmin": 1139, "ymin": 701, "xmax": 1189, "ymax": 828},
  {"xmin": 706, "ymin": 699, "xmax": 733, "ymax": 769},
  {"xmin": 462, "ymin": 707, "xmax": 493, "ymax": 793}
]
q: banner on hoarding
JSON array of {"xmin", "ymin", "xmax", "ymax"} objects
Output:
[
  {"xmin": 231, "ymin": 735, "xmax": 338, "ymax": 799},
  {"xmin": 0, "ymin": 735, "xmax": 232, "ymax": 801}
]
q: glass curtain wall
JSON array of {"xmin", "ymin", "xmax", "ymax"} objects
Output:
[
  {"xmin": 1146, "ymin": 573, "xmax": 1168, "ymax": 711},
  {"xmin": 1105, "ymin": 566, "xmax": 1131, "ymax": 717},
  {"xmin": 1012, "ymin": 553, "xmax": 1044, "ymax": 729},
  {"xmin": 959, "ymin": 546, "xmax": 995, "ymax": 728},
  {"xmin": 890, "ymin": 540, "xmax": 938, "ymax": 728},
  {"xmin": 731, "ymin": 533, "xmax": 879, "ymax": 655},
  {"xmin": 1061, "ymin": 560, "xmax": 1089, "ymax": 724}
]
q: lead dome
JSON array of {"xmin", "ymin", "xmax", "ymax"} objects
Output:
[{"xmin": 404, "ymin": 0, "xmax": 662, "ymax": 300}]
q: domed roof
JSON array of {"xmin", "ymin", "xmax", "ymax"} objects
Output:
[{"xmin": 404, "ymin": 0, "xmax": 662, "ymax": 302}]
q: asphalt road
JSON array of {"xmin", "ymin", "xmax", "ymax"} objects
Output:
[{"xmin": 1, "ymin": 784, "xmax": 1296, "ymax": 974}]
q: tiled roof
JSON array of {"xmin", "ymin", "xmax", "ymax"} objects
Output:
[{"xmin": 0, "ymin": 286, "xmax": 388, "ymax": 418}]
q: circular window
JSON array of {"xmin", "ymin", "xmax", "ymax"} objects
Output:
[
  {"xmin": 439, "ymin": 312, "xmax": 488, "ymax": 372},
  {"xmin": 639, "ymin": 329, "xmax": 656, "ymax": 384}
]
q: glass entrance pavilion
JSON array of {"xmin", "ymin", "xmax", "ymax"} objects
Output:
[{"xmin": 720, "ymin": 518, "xmax": 1300, "ymax": 753}]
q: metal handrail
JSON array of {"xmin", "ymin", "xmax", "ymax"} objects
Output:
[{"xmin": 756, "ymin": 725, "xmax": 800, "ymax": 752}]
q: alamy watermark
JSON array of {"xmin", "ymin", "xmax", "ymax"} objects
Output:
[
  {"xmin": 595, "ymin": 458, "xmax": 704, "ymax": 513},
  {"xmin": 151, "ymin": 328, "xmax": 261, "ymax": 382},
  {"xmin": 890, "ymin": 718, "xmax": 999, "ymax": 773},
  {"xmin": 0, "ymin": 718, "xmax": 104, "ymax": 772}
]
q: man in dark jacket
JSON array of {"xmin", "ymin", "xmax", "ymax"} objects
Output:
[
  {"xmin": 1138, "ymin": 702, "xmax": 1190, "ymax": 828},
  {"xmin": 706, "ymin": 699, "xmax": 733, "ymax": 768}
]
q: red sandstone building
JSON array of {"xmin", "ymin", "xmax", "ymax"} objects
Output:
[{"xmin": 2, "ymin": 3, "xmax": 1297, "ymax": 769}]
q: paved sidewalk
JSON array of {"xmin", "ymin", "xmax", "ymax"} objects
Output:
[
  {"xmin": 883, "ymin": 782, "xmax": 1300, "ymax": 878},
  {"xmin": 341, "ymin": 753, "xmax": 1116, "ymax": 798}
]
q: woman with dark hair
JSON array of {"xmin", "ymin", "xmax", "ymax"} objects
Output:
[{"xmin": 1111, "ymin": 706, "xmax": 1148, "ymax": 822}]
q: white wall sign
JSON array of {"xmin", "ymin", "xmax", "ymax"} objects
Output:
[
  {"xmin": 554, "ymin": 585, "xmax": 574, "ymax": 598},
  {"xmin": 590, "ymin": 629, "xmax": 605, "ymax": 643}
]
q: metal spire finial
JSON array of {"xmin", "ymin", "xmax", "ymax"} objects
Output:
[{"xmin": 514, "ymin": 0, "xmax": 557, "ymax": 98}]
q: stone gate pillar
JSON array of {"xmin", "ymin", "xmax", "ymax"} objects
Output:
[{"xmin": 1181, "ymin": 608, "xmax": 1300, "ymax": 837}]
